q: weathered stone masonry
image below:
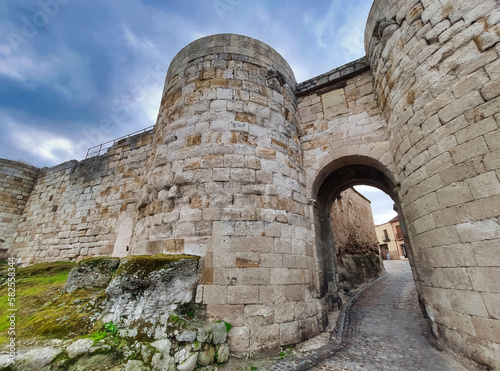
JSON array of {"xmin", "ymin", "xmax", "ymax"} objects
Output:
[
  {"xmin": 0, "ymin": 159, "xmax": 39, "ymax": 257},
  {"xmin": 330, "ymin": 188, "xmax": 382, "ymax": 292},
  {"xmin": 1, "ymin": 0, "xmax": 500, "ymax": 367},
  {"xmin": 366, "ymin": 0, "xmax": 500, "ymax": 368},
  {"xmin": 9, "ymin": 132, "xmax": 152, "ymax": 263}
]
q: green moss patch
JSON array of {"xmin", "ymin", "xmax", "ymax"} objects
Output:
[
  {"xmin": 0, "ymin": 255, "xmax": 201, "ymax": 346},
  {"xmin": 114, "ymin": 254, "xmax": 200, "ymax": 278},
  {"xmin": 0, "ymin": 261, "xmax": 106, "ymax": 344}
]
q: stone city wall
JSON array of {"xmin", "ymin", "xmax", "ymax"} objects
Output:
[
  {"xmin": 0, "ymin": 159, "xmax": 39, "ymax": 255},
  {"xmin": 2, "ymin": 0, "xmax": 500, "ymax": 362},
  {"xmin": 11, "ymin": 131, "xmax": 152, "ymax": 264},
  {"xmin": 366, "ymin": 0, "xmax": 500, "ymax": 368}
]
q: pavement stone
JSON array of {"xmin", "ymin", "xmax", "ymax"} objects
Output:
[{"xmin": 262, "ymin": 260, "xmax": 466, "ymax": 371}]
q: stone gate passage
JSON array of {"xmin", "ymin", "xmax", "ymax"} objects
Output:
[{"xmin": 1, "ymin": 0, "xmax": 499, "ymax": 368}]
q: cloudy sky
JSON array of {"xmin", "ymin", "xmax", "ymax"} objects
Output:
[{"xmin": 0, "ymin": 0, "xmax": 396, "ymax": 224}]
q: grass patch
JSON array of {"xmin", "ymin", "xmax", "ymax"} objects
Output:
[{"xmin": 0, "ymin": 261, "xmax": 106, "ymax": 344}]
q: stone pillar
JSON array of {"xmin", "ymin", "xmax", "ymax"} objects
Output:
[
  {"xmin": 133, "ymin": 34, "xmax": 322, "ymax": 354},
  {"xmin": 366, "ymin": 1, "xmax": 500, "ymax": 368}
]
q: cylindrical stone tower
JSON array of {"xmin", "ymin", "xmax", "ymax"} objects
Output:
[
  {"xmin": 133, "ymin": 34, "xmax": 323, "ymax": 354},
  {"xmin": 366, "ymin": 1, "xmax": 500, "ymax": 368}
]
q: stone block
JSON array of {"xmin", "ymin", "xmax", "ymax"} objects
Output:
[
  {"xmin": 295, "ymin": 300, "xmax": 318, "ymax": 319},
  {"xmin": 274, "ymin": 301, "xmax": 296, "ymax": 323},
  {"xmin": 203, "ymin": 285, "xmax": 228, "ymax": 305},
  {"xmin": 482, "ymin": 292, "xmax": 500, "ymax": 320},
  {"xmin": 230, "ymin": 236, "xmax": 274, "ymax": 253},
  {"xmin": 212, "ymin": 221, "xmax": 234, "ymax": 236},
  {"xmin": 457, "ymin": 219, "xmax": 500, "ymax": 243},
  {"xmin": 282, "ymin": 254, "xmax": 297, "ymax": 268},
  {"xmin": 427, "ymin": 287, "xmax": 488, "ymax": 317},
  {"xmin": 202, "ymin": 207, "xmax": 221, "ymax": 221},
  {"xmin": 228, "ymin": 326, "xmax": 250, "ymax": 355},
  {"xmin": 250, "ymin": 324, "xmax": 280, "ymax": 354},
  {"xmin": 260, "ymin": 253, "xmax": 282, "ymax": 268},
  {"xmin": 437, "ymin": 90, "xmax": 483, "ymax": 124},
  {"xmin": 456, "ymin": 117, "xmax": 497, "ymax": 145},
  {"xmin": 224, "ymin": 154, "xmax": 245, "ymax": 168},
  {"xmin": 472, "ymin": 316, "xmax": 500, "ymax": 343},
  {"xmin": 434, "ymin": 267, "xmax": 473, "ymax": 290},
  {"xmin": 415, "ymin": 226, "xmax": 461, "ymax": 250},
  {"xmin": 230, "ymin": 168, "xmax": 255, "ymax": 182},
  {"xmin": 244, "ymin": 305, "xmax": 274, "ymax": 326},
  {"xmin": 206, "ymin": 304, "xmax": 245, "ymax": 327},
  {"xmin": 298, "ymin": 317, "xmax": 319, "ymax": 341},
  {"xmin": 483, "ymin": 147, "xmax": 500, "ymax": 171},
  {"xmin": 235, "ymin": 257, "xmax": 259, "ymax": 268},
  {"xmin": 472, "ymin": 240, "xmax": 500, "ymax": 267},
  {"xmin": 450, "ymin": 136, "xmax": 489, "ymax": 165},
  {"xmin": 436, "ymin": 181, "xmax": 474, "ymax": 208},
  {"xmin": 242, "ymin": 268, "xmax": 270, "ymax": 285},
  {"xmin": 264, "ymin": 223, "xmax": 281, "ymax": 237},
  {"xmin": 435, "ymin": 307, "xmax": 477, "ymax": 336},
  {"xmin": 468, "ymin": 267, "xmax": 500, "ymax": 293},
  {"xmin": 285, "ymin": 285, "xmax": 306, "ymax": 302},
  {"xmin": 279, "ymin": 321, "xmax": 301, "ymax": 345},
  {"xmin": 467, "ymin": 171, "xmax": 500, "ymax": 200},
  {"xmin": 213, "ymin": 267, "xmax": 243, "ymax": 286},
  {"xmin": 269, "ymin": 268, "xmax": 290, "ymax": 285},
  {"xmin": 259, "ymin": 285, "xmax": 286, "ymax": 304},
  {"xmin": 227, "ymin": 285, "xmax": 259, "ymax": 304},
  {"xmin": 178, "ymin": 209, "xmax": 202, "ymax": 222}
]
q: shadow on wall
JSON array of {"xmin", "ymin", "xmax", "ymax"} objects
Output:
[{"xmin": 330, "ymin": 187, "xmax": 385, "ymax": 293}]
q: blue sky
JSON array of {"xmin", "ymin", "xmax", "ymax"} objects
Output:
[{"xmin": 0, "ymin": 0, "xmax": 396, "ymax": 223}]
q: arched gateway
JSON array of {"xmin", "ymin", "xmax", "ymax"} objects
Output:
[{"xmin": 2, "ymin": 0, "xmax": 499, "ymax": 368}]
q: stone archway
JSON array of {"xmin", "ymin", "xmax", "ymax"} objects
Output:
[{"xmin": 311, "ymin": 156, "xmax": 417, "ymax": 301}]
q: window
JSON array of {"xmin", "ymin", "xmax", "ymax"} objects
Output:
[{"xmin": 383, "ymin": 229, "xmax": 390, "ymax": 242}]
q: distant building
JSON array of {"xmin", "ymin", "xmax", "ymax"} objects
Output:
[{"xmin": 375, "ymin": 216, "xmax": 407, "ymax": 260}]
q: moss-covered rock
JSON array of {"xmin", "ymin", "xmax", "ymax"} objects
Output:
[
  {"xmin": 64, "ymin": 257, "xmax": 120, "ymax": 293},
  {"xmin": 102, "ymin": 255, "xmax": 200, "ymax": 336},
  {"xmin": 0, "ymin": 255, "xmax": 234, "ymax": 370}
]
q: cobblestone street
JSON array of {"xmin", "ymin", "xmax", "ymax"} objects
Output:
[{"xmin": 266, "ymin": 260, "xmax": 466, "ymax": 371}]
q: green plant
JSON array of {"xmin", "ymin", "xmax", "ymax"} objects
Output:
[
  {"xmin": 280, "ymin": 351, "xmax": 286, "ymax": 359},
  {"xmin": 186, "ymin": 308, "xmax": 195, "ymax": 319},
  {"xmin": 224, "ymin": 321, "xmax": 232, "ymax": 333},
  {"xmin": 169, "ymin": 314, "xmax": 180, "ymax": 323},
  {"xmin": 104, "ymin": 321, "xmax": 118, "ymax": 336},
  {"xmin": 89, "ymin": 330, "xmax": 107, "ymax": 342}
]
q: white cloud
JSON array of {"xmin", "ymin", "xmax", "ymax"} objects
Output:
[
  {"xmin": 0, "ymin": 53, "xmax": 38, "ymax": 81},
  {"xmin": 123, "ymin": 25, "xmax": 155, "ymax": 51},
  {"xmin": 305, "ymin": 3, "xmax": 338, "ymax": 49},
  {"xmin": 8, "ymin": 121, "xmax": 79, "ymax": 165},
  {"xmin": 337, "ymin": 2, "xmax": 372, "ymax": 58},
  {"xmin": 0, "ymin": 45, "xmax": 97, "ymax": 104},
  {"xmin": 354, "ymin": 185, "xmax": 398, "ymax": 225}
]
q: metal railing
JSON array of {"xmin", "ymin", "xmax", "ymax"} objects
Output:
[{"xmin": 85, "ymin": 125, "xmax": 154, "ymax": 159}]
